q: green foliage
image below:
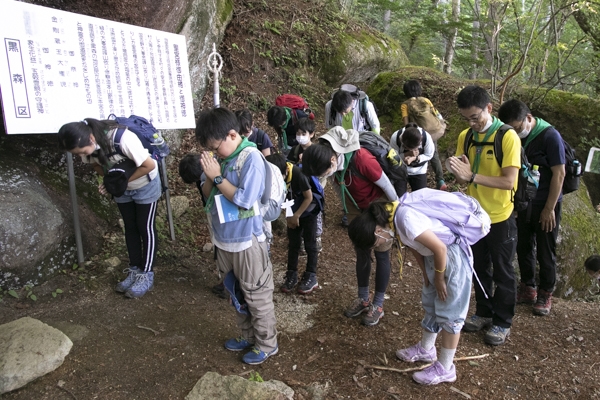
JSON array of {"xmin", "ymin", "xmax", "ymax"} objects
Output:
[
  {"xmin": 52, "ymin": 288, "xmax": 63, "ymax": 298},
  {"xmin": 248, "ymin": 371, "xmax": 264, "ymax": 382},
  {"xmin": 350, "ymin": 0, "xmax": 600, "ymax": 97},
  {"xmin": 263, "ymin": 20, "xmax": 284, "ymax": 35}
]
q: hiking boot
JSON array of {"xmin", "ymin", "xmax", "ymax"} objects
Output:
[
  {"xmin": 115, "ymin": 267, "xmax": 140, "ymax": 293},
  {"xmin": 485, "ymin": 325, "xmax": 511, "ymax": 345},
  {"xmin": 316, "ymin": 236, "xmax": 323, "ymax": 252},
  {"xmin": 362, "ymin": 304, "xmax": 384, "ymax": 326},
  {"xmin": 344, "ymin": 298, "xmax": 371, "ymax": 318},
  {"xmin": 412, "ymin": 361, "xmax": 456, "ymax": 385},
  {"xmin": 462, "ymin": 315, "xmax": 493, "ymax": 332},
  {"xmin": 124, "ymin": 271, "xmax": 154, "ymax": 298},
  {"xmin": 396, "ymin": 342, "xmax": 437, "ymax": 363},
  {"xmin": 341, "ymin": 214, "xmax": 349, "ymax": 228},
  {"xmin": 280, "ymin": 270, "xmax": 298, "ymax": 293},
  {"xmin": 224, "ymin": 337, "xmax": 254, "ymax": 352},
  {"xmin": 297, "ymin": 272, "xmax": 318, "ymax": 294},
  {"xmin": 242, "ymin": 346, "xmax": 279, "ymax": 365},
  {"xmin": 437, "ymin": 180, "xmax": 448, "ymax": 191},
  {"xmin": 212, "ymin": 282, "xmax": 228, "ymax": 299},
  {"xmin": 517, "ymin": 282, "xmax": 537, "ymax": 304},
  {"xmin": 533, "ymin": 289, "xmax": 553, "ymax": 316}
]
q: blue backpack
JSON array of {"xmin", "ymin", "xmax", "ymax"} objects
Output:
[{"xmin": 107, "ymin": 114, "xmax": 170, "ymax": 161}]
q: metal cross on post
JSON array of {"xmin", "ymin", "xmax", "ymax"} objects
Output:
[{"xmin": 207, "ymin": 43, "xmax": 223, "ymax": 108}]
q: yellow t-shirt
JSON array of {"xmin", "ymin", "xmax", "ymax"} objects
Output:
[{"xmin": 455, "ymin": 126, "xmax": 521, "ymax": 223}]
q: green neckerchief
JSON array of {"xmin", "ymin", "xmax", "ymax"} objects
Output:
[
  {"xmin": 524, "ymin": 117, "xmax": 552, "ymax": 149},
  {"xmin": 471, "ymin": 116, "xmax": 504, "ymax": 178},
  {"xmin": 204, "ymin": 137, "xmax": 257, "ymax": 213},
  {"xmin": 335, "ymin": 152, "xmax": 359, "ymax": 213},
  {"xmin": 280, "ymin": 107, "xmax": 292, "ymax": 150},
  {"xmin": 342, "ymin": 111, "xmax": 354, "ymax": 130}
]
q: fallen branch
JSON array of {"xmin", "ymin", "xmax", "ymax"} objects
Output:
[
  {"xmin": 364, "ymin": 354, "xmax": 489, "ymax": 374},
  {"xmin": 57, "ymin": 382, "xmax": 78, "ymax": 400},
  {"xmin": 137, "ymin": 325, "xmax": 159, "ymax": 336},
  {"xmin": 450, "ymin": 386, "xmax": 472, "ymax": 399}
]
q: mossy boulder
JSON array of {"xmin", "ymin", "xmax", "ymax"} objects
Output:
[
  {"xmin": 319, "ymin": 30, "xmax": 408, "ymax": 87},
  {"xmin": 555, "ymin": 180, "xmax": 600, "ymax": 298}
]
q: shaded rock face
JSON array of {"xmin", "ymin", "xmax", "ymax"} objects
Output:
[
  {"xmin": 554, "ymin": 180, "xmax": 600, "ymax": 298},
  {"xmin": 0, "ymin": 137, "xmax": 110, "ymax": 289},
  {"xmin": 0, "ymin": 317, "xmax": 73, "ymax": 394},
  {"xmin": 319, "ymin": 31, "xmax": 407, "ymax": 87}
]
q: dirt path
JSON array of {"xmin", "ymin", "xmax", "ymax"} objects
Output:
[{"xmin": 2, "ymin": 197, "xmax": 600, "ymax": 399}]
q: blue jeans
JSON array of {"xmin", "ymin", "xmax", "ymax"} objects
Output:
[
  {"xmin": 114, "ymin": 176, "xmax": 161, "ymax": 204},
  {"xmin": 421, "ymin": 244, "xmax": 472, "ymax": 334}
]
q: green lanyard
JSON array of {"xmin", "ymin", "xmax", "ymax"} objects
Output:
[{"xmin": 204, "ymin": 137, "xmax": 257, "ymax": 212}]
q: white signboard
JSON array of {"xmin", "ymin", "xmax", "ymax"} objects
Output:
[{"xmin": 0, "ymin": 0, "xmax": 195, "ymax": 134}]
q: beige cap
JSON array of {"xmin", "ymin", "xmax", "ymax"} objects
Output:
[{"xmin": 319, "ymin": 126, "xmax": 360, "ymax": 154}]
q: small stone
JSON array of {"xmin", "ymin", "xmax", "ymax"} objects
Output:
[
  {"xmin": 104, "ymin": 257, "xmax": 121, "ymax": 269},
  {"xmin": 202, "ymin": 243, "xmax": 213, "ymax": 252},
  {"xmin": 392, "ymin": 311, "xmax": 399, "ymax": 316},
  {"xmin": 292, "ymin": 365, "xmax": 297, "ymax": 371}
]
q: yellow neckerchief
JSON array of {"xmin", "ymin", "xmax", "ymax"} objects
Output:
[
  {"xmin": 285, "ymin": 162, "xmax": 294, "ymax": 189},
  {"xmin": 385, "ymin": 201, "xmax": 405, "ymax": 279}
]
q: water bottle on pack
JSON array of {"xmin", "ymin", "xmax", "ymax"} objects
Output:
[
  {"xmin": 572, "ymin": 160, "xmax": 582, "ymax": 176},
  {"xmin": 529, "ymin": 165, "xmax": 540, "ymax": 186},
  {"xmin": 152, "ymin": 133, "xmax": 170, "ymax": 158}
]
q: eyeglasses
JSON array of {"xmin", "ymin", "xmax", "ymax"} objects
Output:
[
  {"xmin": 511, "ymin": 119, "xmax": 527, "ymax": 133},
  {"xmin": 461, "ymin": 109, "xmax": 484, "ymax": 123},
  {"xmin": 207, "ymin": 138, "xmax": 225, "ymax": 153}
]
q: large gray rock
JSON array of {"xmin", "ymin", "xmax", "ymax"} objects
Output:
[
  {"xmin": 0, "ymin": 317, "xmax": 73, "ymax": 394},
  {"xmin": 0, "ymin": 161, "xmax": 70, "ymax": 289},
  {"xmin": 185, "ymin": 371, "xmax": 294, "ymax": 400}
]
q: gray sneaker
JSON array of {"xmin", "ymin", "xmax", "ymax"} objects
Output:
[
  {"xmin": 125, "ymin": 271, "xmax": 154, "ymax": 298},
  {"xmin": 485, "ymin": 325, "xmax": 510, "ymax": 345},
  {"xmin": 362, "ymin": 304, "xmax": 384, "ymax": 326},
  {"xmin": 344, "ymin": 298, "xmax": 371, "ymax": 318},
  {"xmin": 115, "ymin": 267, "xmax": 140, "ymax": 293},
  {"xmin": 462, "ymin": 315, "xmax": 493, "ymax": 332}
]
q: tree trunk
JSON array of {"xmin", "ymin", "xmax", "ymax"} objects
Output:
[
  {"xmin": 443, "ymin": 0, "xmax": 459, "ymax": 74},
  {"xmin": 470, "ymin": 0, "xmax": 480, "ymax": 79},
  {"xmin": 383, "ymin": 9, "xmax": 391, "ymax": 33}
]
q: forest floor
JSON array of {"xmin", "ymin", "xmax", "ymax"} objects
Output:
[{"xmin": 3, "ymin": 0, "xmax": 600, "ymax": 399}]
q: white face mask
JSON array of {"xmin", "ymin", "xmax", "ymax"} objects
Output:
[
  {"xmin": 517, "ymin": 121, "xmax": 530, "ymax": 139},
  {"xmin": 321, "ymin": 155, "xmax": 339, "ymax": 178},
  {"xmin": 375, "ymin": 228, "xmax": 395, "ymax": 245},
  {"xmin": 479, "ymin": 118, "xmax": 493, "ymax": 133},
  {"xmin": 296, "ymin": 135, "xmax": 310, "ymax": 146}
]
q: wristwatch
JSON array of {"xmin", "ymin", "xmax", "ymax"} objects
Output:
[{"xmin": 213, "ymin": 175, "xmax": 224, "ymax": 185}]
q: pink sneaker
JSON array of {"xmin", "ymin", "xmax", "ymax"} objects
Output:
[
  {"xmin": 396, "ymin": 342, "xmax": 437, "ymax": 363},
  {"xmin": 412, "ymin": 361, "xmax": 456, "ymax": 385}
]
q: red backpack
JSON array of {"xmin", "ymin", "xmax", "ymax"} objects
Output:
[{"xmin": 275, "ymin": 94, "xmax": 315, "ymax": 120}]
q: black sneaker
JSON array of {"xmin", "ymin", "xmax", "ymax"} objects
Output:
[
  {"xmin": 297, "ymin": 272, "xmax": 318, "ymax": 294},
  {"xmin": 280, "ymin": 270, "xmax": 298, "ymax": 293}
]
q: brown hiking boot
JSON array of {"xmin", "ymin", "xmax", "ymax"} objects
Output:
[
  {"xmin": 533, "ymin": 289, "xmax": 552, "ymax": 316},
  {"xmin": 516, "ymin": 282, "xmax": 537, "ymax": 305}
]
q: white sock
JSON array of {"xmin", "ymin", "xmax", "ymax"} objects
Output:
[
  {"xmin": 420, "ymin": 331, "xmax": 437, "ymax": 351},
  {"xmin": 438, "ymin": 347, "xmax": 456, "ymax": 371}
]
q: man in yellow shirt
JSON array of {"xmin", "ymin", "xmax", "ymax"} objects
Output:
[{"xmin": 446, "ymin": 86, "xmax": 520, "ymax": 346}]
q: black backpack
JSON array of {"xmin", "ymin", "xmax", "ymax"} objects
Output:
[
  {"xmin": 464, "ymin": 125, "xmax": 537, "ymax": 212},
  {"xmin": 348, "ymin": 131, "xmax": 408, "ymax": 198},
  {"xmin": 524, "ymin": 127, "xmax": 582, "ymax": 195},
  {"xmin": 554, "ymin": 134, "xmax": 581, "ymax": 194}
]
